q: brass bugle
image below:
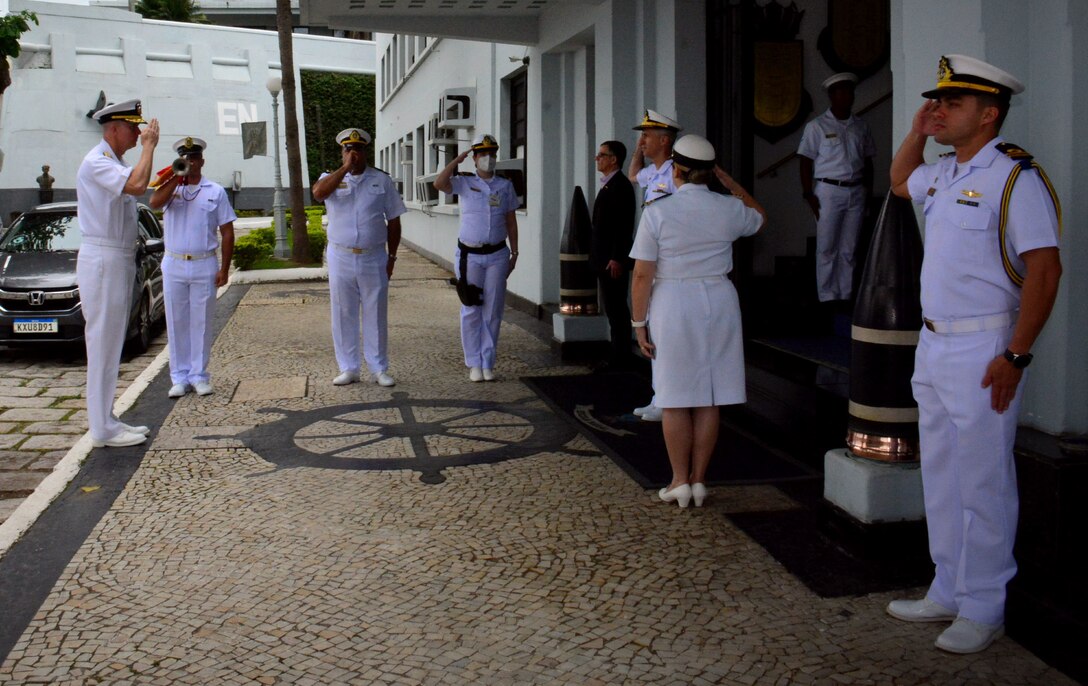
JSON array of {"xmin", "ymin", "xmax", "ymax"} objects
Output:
[{"xmin": 172, "ymin": 157, "xmax": 191, "ymax": 177}]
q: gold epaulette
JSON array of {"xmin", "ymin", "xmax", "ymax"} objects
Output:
[{"xmin": 996, "ymin": 143, "xmax": 1061, "ymax": 287}]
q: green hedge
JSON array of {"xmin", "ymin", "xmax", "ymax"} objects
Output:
[
  {"xmin": 301, "ymin": 71, "xmax": 376, "ymax": 184},
  {"xmin": 232, "ymin": 235, "xmax": 272, "ymax": 270}
]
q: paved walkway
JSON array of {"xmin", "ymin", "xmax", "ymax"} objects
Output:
[{"xmin": 0, "ymin": 250, "xmax": 1074, "ymax": 684}]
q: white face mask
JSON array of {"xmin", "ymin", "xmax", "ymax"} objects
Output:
[{"xmin": 476, "ymin": 154, "xmax": 496, "ymax": 174}]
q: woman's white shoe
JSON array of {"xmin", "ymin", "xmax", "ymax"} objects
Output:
[
  {"xmin": 691, "ymin": 483, "xmax": 707, "ymax": 507},
  {"xmin": 658, "ymin": 483, "xmax": 692, "ymax": 508}
]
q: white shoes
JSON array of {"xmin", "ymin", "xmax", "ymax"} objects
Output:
[
  {"xmin": 120, "ymin": 423, "xmax": 150, "ymax": 436},
  {"xmin": 639, "ymin": 405, "xmax": 663, "ymax": 422},
  {"xmin": 658, "ymin": 483, "xmax": 692, "ymax": 508},
  {"xmin": 691, "ymin": 482, "xmax": 707, "ymax": 507},
  {"xmin": 469, "ymin": 367, "xmax": 483, "ymax": 382},
  {"xmin": 376, "ymin": 371, "xmax": 396, "ymax": 387},
  {"xmin": 886, "ymin": 598, "xmax": 957, "ymax": 623},
  {"xmin": 92, "ymin": 430, "xmax": 148, "ymax": 448},
  {"xmin": 333, "ymin": 371, "xmax": 359, "ymax": 386},
  {"xmin": 168, "ymin": 383, "xmax": 191, "ymax": 398},
  {"xmin": 194, "ymin": 382, "xmax": 213, "ymax": 396},
  {"xmin": 482, "ymin": 368, "xmax": 495, "ymax": 381},
  {"xmin": 935, "ymin": 617, "xmax": 1004, "ymax": 654}
]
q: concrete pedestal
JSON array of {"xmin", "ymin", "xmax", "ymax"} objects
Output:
[
  {"xmin": 823, "ymin": 448, "xmax": 925, "ymax": 524},
  {"xmin": 552, "ymin": 312, "xmax": 609, "ymax": 343}
]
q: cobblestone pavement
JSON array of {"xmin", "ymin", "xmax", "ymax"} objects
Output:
[
  {"xmin": 0, "ymin": 338, "xmax": 166, "ymax": 524},
  {"xmin": 0, "ymin": 250, "xmax": 1074, "ymax": 684}
]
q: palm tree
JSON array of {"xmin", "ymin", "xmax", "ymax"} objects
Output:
[
  {"xmin": 276, "ymin": 0, "xmax": 310, "ymax": 263},
  {"xmin": 133, "ymin": 0, "xmax": 210, "ymax": 24}
]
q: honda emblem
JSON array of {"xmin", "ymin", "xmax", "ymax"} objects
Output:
[{"xmin": 28, "ymin": 291, "xmax": 45, "ymax": 306}]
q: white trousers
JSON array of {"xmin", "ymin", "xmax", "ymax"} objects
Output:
[
  {"xmin": 77, "ymin": 243, "xmax": 136, "ymax": 441},
  {"xmin": 327, "ymin": 246, "xmax": 389, "ymax": 375},
  {"xmin": 163, "ymin": 255, "xmax": 217, "ymax": 385},
  {"xmin": 912, "ymin": 325, "xmax": 1022, "ymax": 625},
  {"xmin": 455, "ymin": 246, "xmax": 509, "ymax": 369},
  {"xmin": 814, "ymin": 183, "xmax": 865, "ymax": 302}
]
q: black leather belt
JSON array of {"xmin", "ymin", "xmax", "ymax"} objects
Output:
[
  {"xmin": 458, "ymin": 240, "xmax": 507, "ymax": 255},
  {"xmin": 816, "ymin": 178, "xmax": 861, "ymax": 187}
]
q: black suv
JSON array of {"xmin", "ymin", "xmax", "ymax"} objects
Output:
[{"xmin": 0, "ymin": 202, "xmax": 166, "ymax": 353}]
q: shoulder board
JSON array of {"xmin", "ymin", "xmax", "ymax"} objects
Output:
[
  {"xmin": 939, "ymin": 151, "xmax": 955, "ymax": 159},
  {"xmin": 370, "ymin": 166, "xmax": 391, "ymax": 176},
  {"xmin": 996, "ymin": 142, "xmax": 1035, "ymax": 170},
  {"xmin": 456, "ymin": 171, "xmax": 477, "ymax": 177}
]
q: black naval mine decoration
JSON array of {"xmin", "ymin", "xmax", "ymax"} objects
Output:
[
  {"xmin": 559, "ymin": 186, "xmax": 598, "ymax": 315},
  {"xmin": 846, "ymin": 192, "xmax": 924, "ymax": 462}
]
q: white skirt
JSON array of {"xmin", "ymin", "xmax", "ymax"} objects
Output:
[{"xmin": 649, "ymin": 276, "xmax": 746, "ymax": 408}]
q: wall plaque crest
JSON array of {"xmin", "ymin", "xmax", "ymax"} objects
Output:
[{"xmin": 817, "ymin": 0, "xmax": 890, "ymax": 80}]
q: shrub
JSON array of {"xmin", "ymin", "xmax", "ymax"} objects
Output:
[
  {"xmin": 232, "ymin": 235, "xmax": 271, "ymax": 270},
  {"xmin": 307, "ymin": 228, "xmax": 328, "ymax": 258},
  {"xmin": 249, "ymin": 226, "xmax": 275, "ymax": 249}
]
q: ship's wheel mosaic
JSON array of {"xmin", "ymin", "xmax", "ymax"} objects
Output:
[{"xmin": 235, "ymin": 392, "xmax": 585, "ymax": 483}]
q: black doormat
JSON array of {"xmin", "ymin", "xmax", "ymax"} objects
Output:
[{"xmin": 523, "ymin": 371, "xmax": 817, "ymax": 489}]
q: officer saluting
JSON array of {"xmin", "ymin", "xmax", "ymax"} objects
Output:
[
  {"xmin": 887, "ymin": 55, "xmax": 1062, "ymax": 654},
  {"xmin": 433, "ymin": 134, "xmax": 520, "ymax": 382},
  {"xmin": 76, "ymin": 99, "xmax": 160, "ymax": 447},
  {"xmin": 627, "ymin": 109, "xmax": 681, "ymax": 423},
  {"xmin": 149, "ymin": 136, "xmax": 237, "ymax": 399},
  {"xmin": 312, "ymin": 128, "xmax": 406, "ymax": 387}
]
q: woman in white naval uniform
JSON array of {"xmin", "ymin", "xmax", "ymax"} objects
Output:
[
  {"xmin": 312, "ymin": 128, "xmax": 406, "ymax": 387},
  {"xmin": 630, "ymin": 135, "xmax": 765, "ymax": 508},
  {"xmin": 149, "ymin": 137, "xmax": 236, "ymax": 398},
  {"xmin": 76, "ymin": 99, "xmax": 160, "ymax": 447},
  {"xmin": 433, "ymin": 134, "xmax": 520, "ymax": 382}
]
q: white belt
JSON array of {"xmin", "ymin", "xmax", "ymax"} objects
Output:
[
  {"xmin": 166, "ymin": 250, "xmax": 216, "ymax": 261},
  {"xmin": 81, "ymin": 236, "xmax": 135, "ymax": 251},
  {"xmin": 654, "ymin": 274, "xmax": 728, "ymax": 283},
  {"xmin": 923, "ymin": 311, "xmax": 1017, "ymax": 334},
  {"xmin": 330, "ymin": 241, "xmax": 377, "ymax": 254}
]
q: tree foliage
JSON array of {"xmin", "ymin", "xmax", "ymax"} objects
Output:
[
  {"xmin": 300, "ymin": 71, "xmax": 376, "ymax": 184},
  {"xmin": 0, "ymin": 10, "xmax": 38, "ymax": 95},
  {"xmin": 134, "ymin": 0, "xmax": 210, "ymax": 23}
]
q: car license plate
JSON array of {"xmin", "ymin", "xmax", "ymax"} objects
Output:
[{"xmin": 13, "ymin": 318, "xmax": 59, "ymax": 334}]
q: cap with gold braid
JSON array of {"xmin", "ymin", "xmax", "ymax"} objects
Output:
[
  {"xmin": 335, "ymin": 128, "xmax": 372, "ymax": 148},
  {"xmin": 92, "ymin": 99, "xmax": 147, "ymax": 125},
  {"xmin": 633, "ymin": 109, "xmax": 681, "ymax": 132},
  {"xmin": 921, "ymin": 54, "xmax": 1024, "ymax": 101},
  {"xmin": 173, "ymin": 136, "xmax": 207, "ymax": 156},
  {"xmin": 470, "ymin": 133, "xmax": 499, "ymax": 153}
]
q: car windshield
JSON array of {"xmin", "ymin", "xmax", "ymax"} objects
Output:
[{"xmin": 0, "ymin": 212, "xmax": 81, "ymax": 253}]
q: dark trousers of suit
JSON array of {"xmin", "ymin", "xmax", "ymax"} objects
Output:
[{"xmin": 598, "ymin": 271, "xmax": 632, "ymax": 361}]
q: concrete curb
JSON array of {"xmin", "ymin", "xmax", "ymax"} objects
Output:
[
  {"xmin": 229, "ymin": 267, "xmax": 327, "ymax": 284},
  {"xmin": 0, "ymin": 282, "xmax": 231, "ymax": 558}
]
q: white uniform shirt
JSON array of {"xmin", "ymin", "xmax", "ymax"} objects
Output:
[
  {"xmin": 907, "ymin": 137, "xmax": 1060, "ymax": 320},
  {"xmin": 321, "ymin": 166, "xmax": 406, "ymax": 249},
  {"xmin": 449, "ymin": 174, "xmax": 518, "ymax": 246},
  {"xmin": 636, "ymin": 159, "xmax": 677, "ymax": 204},
  {"xmin": 629, "ymin": 184, "xmax": 763, "ymax": 278},
  {"xmin": 162, "ymin": 178, "xmax": 237, "ymax": 254},
  {"xmin": 797, "ymin": 109, "xmax": 876, "ymax": 182},
  {"xmin": 76, "ymin": 140, "xmax": 137, "ymax": 243}
]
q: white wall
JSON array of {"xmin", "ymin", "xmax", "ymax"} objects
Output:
[
  {"xmin": 890, "ymin": 0, "xmax": 1087, "ymax": 434},
  {"xmin": 1, "ymin": 0, "xmax": 373, "ymax": 217}
]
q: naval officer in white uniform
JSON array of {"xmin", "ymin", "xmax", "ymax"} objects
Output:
[
  {"xmin": 630, "ymin": 135, "xmax": 765, "ymax": 509},
  {"xmin": 797, "ymin": 72, "xmax": 876, "ymax": 304},
  {"xmin": 627, "ymin": 109, "xmax": 682, "ymax": 423},
  {"xmin": 887, "ymin": 55, "xmax": 1062, "ymax": 654},
  {"xmin": 312, "ymin": 128, "xmax": 406, "ymax": 387},
  {"xmin": 76, "ymin": 99, "xmax": 160, "ymax": 447},
  {"xmin": 149, "ymin": 137, "xmax": 236, "ymax": 398},
  {"xmin": 434, "ymin": 134, "xmax": 520, "ymax": 382}
]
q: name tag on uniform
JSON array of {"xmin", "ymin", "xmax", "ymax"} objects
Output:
[
  {"xmin": 927, "ymin": 187, "xmax": 936, "ymax": 197},
  {"xmin": 825, "ymin": 133, "xmax": 838, "ymax": 139},
  {"xmin": 338, "ymin": 183, "xmax": 348, "ymax": 189},
  {"xmin": 956, "ymin": 199, "xmax": 979, "ymax": 207},
  {"xmin": 489, "ymin": 193, "xmax": 501, "ymax": 207},
  {"xmin": 469, "ymin": 187, "xmax": 483, "ymax": 192}
]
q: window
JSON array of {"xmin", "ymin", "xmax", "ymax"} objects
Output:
[{"xmin": 504, "ymin": 70, "xmax": 528, "ymax": 208}]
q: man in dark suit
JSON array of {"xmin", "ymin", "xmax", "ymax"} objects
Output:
[{"xmin": 591, "ymin": 140, "xmax": 637, "ymax": 370}]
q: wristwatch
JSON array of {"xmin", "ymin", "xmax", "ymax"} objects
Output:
[{"xmin": 1003, "ymin": 348, "xmax": 1033, "ymax": 369}]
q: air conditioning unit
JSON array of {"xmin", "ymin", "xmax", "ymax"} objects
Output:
[
  {"xmin": 438, "ymin": 88, "xmax": 475, "ymax": 128},
  {"xmin": 415, "ymin": 172, "xmax": 440, "ymax": 207}
]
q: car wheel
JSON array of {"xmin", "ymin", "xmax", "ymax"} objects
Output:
[{"xmin": 125, "ymin": 293, "xmax": 153, "ymax": 355}]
